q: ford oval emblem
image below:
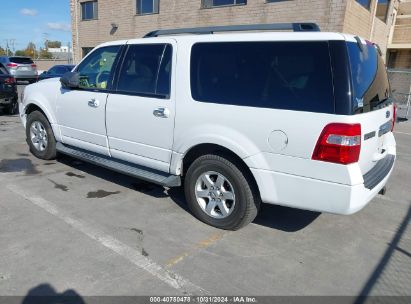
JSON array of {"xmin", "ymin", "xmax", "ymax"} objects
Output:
[{"xmin": 386, "ymin": 111, "xmax": 390, "ymax": 118}]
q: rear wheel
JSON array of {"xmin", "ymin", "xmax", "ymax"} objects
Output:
[
  {"xmin": 184, "ymin": 154, "xmax": 260, "ymax": 230},
  {"xmin": 26, "ymin": 111, "xmax": 56, "ymax": 160}
]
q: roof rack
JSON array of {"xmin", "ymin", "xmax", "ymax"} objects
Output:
[{"xmin": 143, "ymin": 23, "xmax": 321, "ymax": 38}]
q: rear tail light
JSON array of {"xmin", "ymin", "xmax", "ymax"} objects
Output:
[
  {"xmin": 4, "ymin": 77, "xmax": 15, "ymax": 84},
  {"xmin": 312, "ymin": 123, "xmax": 361, "ymax": 165},
  {"xmin": 392, "ymin": 104, "xmax": 397, "ymax": 131},
  {"xmin": 31, "ymin": 64, "xmax": 37, "ymax": 69},
  {"xmin": 7, "ymin": 63, "xmax": 18, "ymax": 68}
]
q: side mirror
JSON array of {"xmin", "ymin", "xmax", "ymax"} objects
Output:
[
  {"xmin": 60, "ymin": 72, "xmax": 79, "ymax": 89},
  {"xmin": 42, "ymin": 71, "xmax": 47, "ymax": 75}
]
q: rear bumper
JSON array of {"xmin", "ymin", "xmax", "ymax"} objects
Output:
[{"xmin": 251, "ymin": 153, "xmax": 396, "ymax": 215}]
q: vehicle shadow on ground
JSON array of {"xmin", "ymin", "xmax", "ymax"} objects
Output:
[
  {"xmin": 21, "ymin": 283, "xmax": 85, "ymax": 304},
  {"xmin": 354, "ymin": 204, "xmax": 411, "ymax": 302},
  {"xmin": 57, "ymin": 155, "xmax": 320, "ymax": 232}
]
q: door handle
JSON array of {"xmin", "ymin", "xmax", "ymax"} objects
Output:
[
  {"xmin": 153, "ymin": 107, "xmax": 170, "ymax": 118},
  {"xmin": 88, "ymin": 99, "xmax": 99, "ymax": 108}
]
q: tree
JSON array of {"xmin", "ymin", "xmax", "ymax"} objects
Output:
[
  {"xmin": 39, "ymin": 48, "xmax": 52, "ymax": 59},
  {"xmin": 24, "ymin": 42, "xmax": 36, "ymax": 58},
  {"xmin": 14, "ymin": 50, "xmax": 26, "ymax": 56},
  {"xmin": 47, "ymin": 40, "xmax": 61, "ymax": 48},
  {"xmin": 0, "ymin": 47, "xmax": 6, "ymax": 56}
]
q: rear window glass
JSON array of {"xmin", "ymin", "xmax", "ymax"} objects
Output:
[
  {"xmin": 9, "ymin": 57, "xmax": 34, "ymax": 64},
  {"xmin": 347, "ymin": 42, "xmax": 390, "ymax": 113},
  {"xmin": 190, "ymin": 42, "xmax": 335, "ymax": 113},
  {"xmin": 116, "ymin": 44, "xmax": 172, "ymax": 98}
]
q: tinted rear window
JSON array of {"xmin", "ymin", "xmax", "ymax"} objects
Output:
[
  {"xmin": 347, "ymin": 42, "xmax": 390, "ymax": 113},
  {"xmin": 190, "ymin": 42, "xmax": 335, "ymax": 113},
  {"xmin": 9, "ymin": 57, "xmax": 34, "ymax": 64}
]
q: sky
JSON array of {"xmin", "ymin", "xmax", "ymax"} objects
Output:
[{"xmin": 0, "ymin": 0, "xmax": 71, "ymax": 52}]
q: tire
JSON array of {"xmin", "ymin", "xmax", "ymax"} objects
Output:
[
  {"xmin": 184, "ymin": 154, "xmax": 260, "ymax": 230},
  {"xmin": 26, "ymin": 111, "xmax": 57, "ymax": 160},
  {"xmin": 5, "ymin": 100, "xmax": 18, "ymax": 115}
]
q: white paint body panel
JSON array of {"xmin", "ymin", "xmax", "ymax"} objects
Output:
[
  {"xmin": 19, "ymin": 31, "xmax": 397, "ymax": 216},
  {"xmin": 105, "ymin": 38, "xmax": 177, "ymax": 173}
]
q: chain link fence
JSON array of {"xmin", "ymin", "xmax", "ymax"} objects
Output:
[{"xmin": 388, "ymin": 69, "xmax": 411, "ymax": 120}]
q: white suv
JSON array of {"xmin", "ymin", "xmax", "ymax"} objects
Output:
[{"xmin": 19, "ymin": 23, "xmax": 396, "ymax": 230}]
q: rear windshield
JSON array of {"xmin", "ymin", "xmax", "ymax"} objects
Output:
[
  {"xmin": 9, "ymin": 57, "xmax": 34, "ymax": 64},
  {"xmin": 190, "ymin": 41, "xmax": 335, "ymax": 113},
  {"xmin": 347, "ymin": 42, "xmax": 390, "ymax": 113}
]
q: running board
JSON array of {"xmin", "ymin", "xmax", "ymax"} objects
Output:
[{"xmin": 56, "ymin": 142, "xmax": 181, "ymax": 187}]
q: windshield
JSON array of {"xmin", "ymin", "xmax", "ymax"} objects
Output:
[{"xmin": 347, "ymin": 42, "xmax": 390, "ymax": 114}]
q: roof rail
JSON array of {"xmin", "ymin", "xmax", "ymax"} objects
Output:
[{"xmin": 143, "ymin": 23, "xmax": 321, "ymax": 38}]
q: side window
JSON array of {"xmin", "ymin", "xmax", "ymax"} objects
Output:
[
  {"xmin": 190, "ymin": 42, "xmax": 335, "ymax": 113},
  {"xmin": 116, "ymin": 44, "xmax": 172, "ymax": 98},
  {"xmin": 76, "ymin": 45, "xmax": 120, "ymax": 90},
  {"xmin": 47, "ymin": 67, "xmax": 58, "ymax": 75}
]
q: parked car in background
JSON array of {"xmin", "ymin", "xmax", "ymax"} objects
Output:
[
  {"xmin": 0, "ymin": 56, "xmax": 37, "ymax": 83},
  {"xmin": 38, "ymin": 65, "xmax": 75, "ymax": 81},
  {"xmin": 0, "ymin": 63, "xmax": 18, "ymax": 115},
  {"xmin": 19, "ymin": 23, "xmax": 396, "ymax": 230}
]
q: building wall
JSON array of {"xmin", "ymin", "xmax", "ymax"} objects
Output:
[
  {"xmin": 342, "ymin": 0, "xmax": 399, "ymax": 59},
  {"xmin": 70, "ymin": 0, "xmax": 398, "ymax": 63},
  {"xmin": 71, "ymin": 0, "xmax": 349, "ymax": 63}
]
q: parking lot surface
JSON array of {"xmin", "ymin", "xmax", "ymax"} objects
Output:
[{"xmin": 0, "ymin": 85, "xmax": 410, "ymax": 297}]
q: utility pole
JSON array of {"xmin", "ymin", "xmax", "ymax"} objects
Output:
[
  {"xmin": 3, "ymin": 39, "xmax": 10, "ymax": 56},
  {"xmin": 43, "ymin": 32, "xmax": 49, "ymax": 50},
  {"xmin": 9, "ymin": 39, "xmax": 16, "ymax": 55}
]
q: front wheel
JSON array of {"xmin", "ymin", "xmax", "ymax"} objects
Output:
[
  {"xmin": 26, "ymin": 111, "xmax": 57, "ymax": 160},
  {"xmin": 184, "ymin": 154, "xmax": 260, "ymax": 230}
]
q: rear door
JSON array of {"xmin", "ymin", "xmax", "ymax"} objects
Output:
[
  {"xmin": 105, "ymin": 39, "xmax": 176, "ymax": 173},
  {"xmin": 346, "ymin": 40, "xmax": 394, "ymax": 174}
]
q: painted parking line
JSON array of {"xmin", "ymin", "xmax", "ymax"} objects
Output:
[
  {"xmin": 7, "ymin": 184, "xmax": 209, "ymax": 296},
  {"xmin": 394, "ymin": 131, "xmax": 411, "ymax": 136},
  {"xmin": 166, "ymin": 232, "xmax": 225, "ymax": 268}
]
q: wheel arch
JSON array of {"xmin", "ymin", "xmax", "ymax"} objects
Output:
[
  {"xmin": 181, "ymin": 143, "xmax": 261, "ymax": 197},
  {"xmin": 24, "ymin": 102, "xmax": 61, "ymax": 142}
]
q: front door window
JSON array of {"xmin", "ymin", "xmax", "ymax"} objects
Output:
[{"xmin": 76, "ymin": 45, "xmax": 120, "ymax": 90}]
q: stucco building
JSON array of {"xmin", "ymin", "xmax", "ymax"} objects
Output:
[{"xmin": 70, "ymin": 0, "xmax": 400, "ymax": 63}]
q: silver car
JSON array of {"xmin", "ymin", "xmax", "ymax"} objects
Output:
[{"xmin": 0, "ymin": 56, "xmax": 37, "ymax": 83}]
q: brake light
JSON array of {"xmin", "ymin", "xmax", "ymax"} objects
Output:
[
  {"xmin": 7, "ymin": 63, "xmax": 17, "ymax": 68},
  {"xmin": 392, "ymin": 104, "xmax": 397, "ymax": 131},
  {"xmin": 31, "ymin": 64, "xmax": 37, "ymax": 69},
  {"xmin": 4, "ymin": 77, "xmax": 15, "ymax": 84},
  {"xmin": 312, "ymin": 123, "xmax": 361, "ymax": 165}
]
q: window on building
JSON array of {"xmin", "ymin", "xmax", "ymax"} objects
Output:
[
  {"xmin": 376, "ymin": 0, "xmax": 391, "ymax": 22},
  {"xmin": 82, "ymin": 47, "xmax": 94, "ymax": 58},
  {"xmin": 266, "ymin": 0, "xmax": 292, "ymax": 3},
  {"xmin": 387, "ymin": 50, "xmax": 397, "ymax": 68},
  {"xmin": 136, "ymin": 0, "xmax": 160, "ymax": 15},
  {"xmin": 81, "ymin": 1, "xmax": 98, "ymax": 20},
  {"xmin": 116, "ymin": 44, "xmax": 172, "ymax": 98},
  {"xmin": 202, "ymin": 0, "xmax": 246, "ymax": 9},
  {"xmin": 76, "ymin": 45, "xmax": 120, "ymax": 90},
  {"xmin": 356, "ymin": 0, "xmax": 371, "ymax": 9},
  {"xmin": 190, "ymin": 42, "xmax": 335, "ymax": 113}
]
